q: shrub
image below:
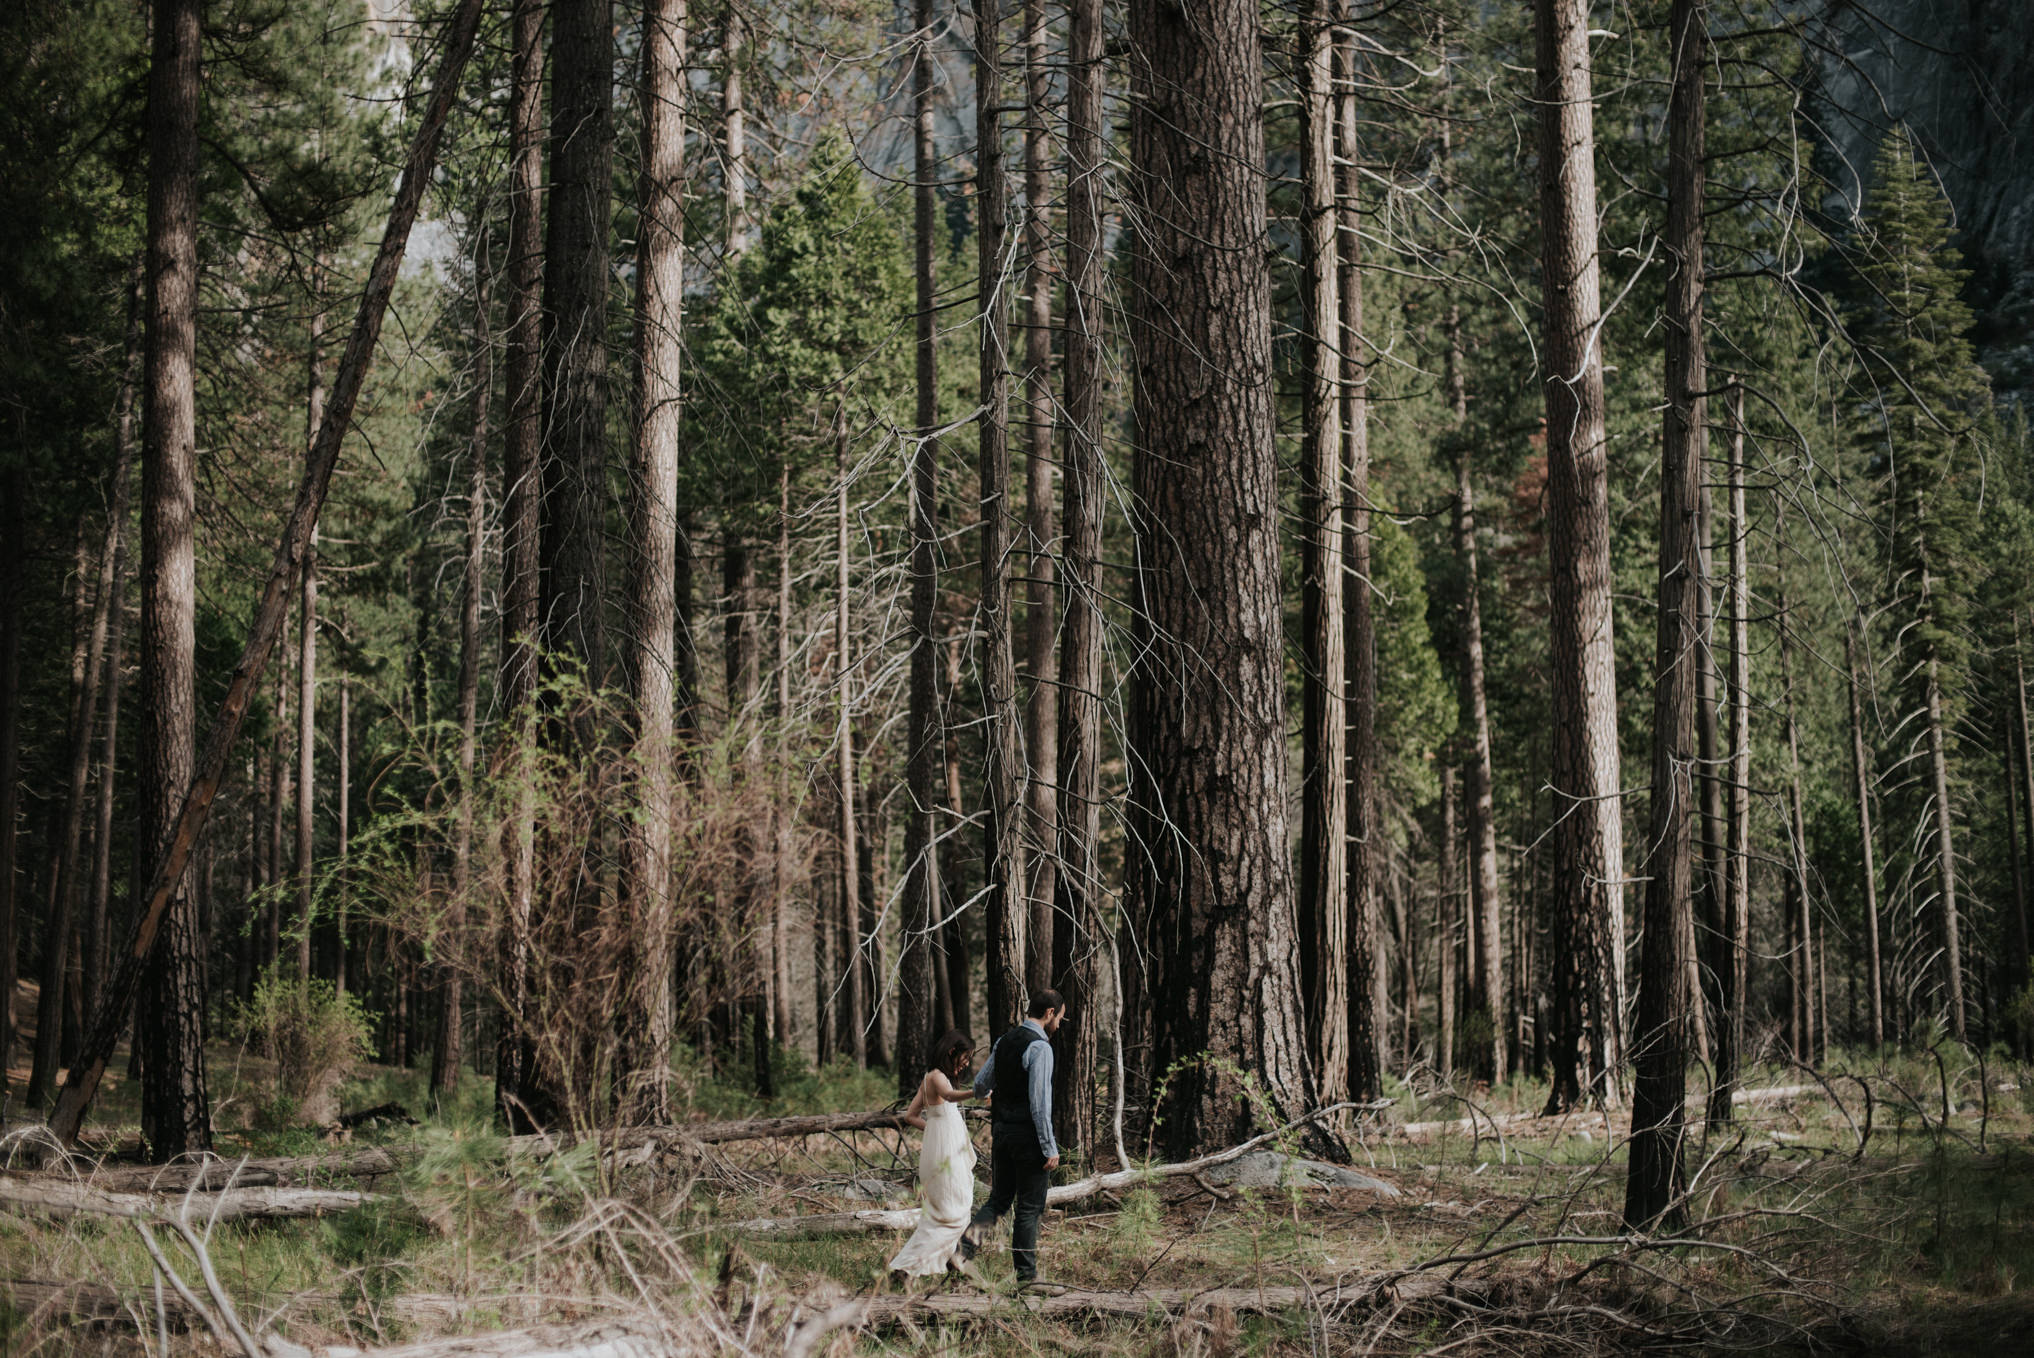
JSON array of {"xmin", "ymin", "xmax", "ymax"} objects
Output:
[{"xmin": 235, "ymin": 966, "xmax": 375, "ymax": 1128}]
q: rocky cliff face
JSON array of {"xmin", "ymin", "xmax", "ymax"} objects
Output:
[{"xmin": 1815, "ymin": 0, "xmax": 2034, "ymax": 399}]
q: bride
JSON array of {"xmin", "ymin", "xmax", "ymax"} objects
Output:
[{"xmin": 887, "ymin": 1029, "xmax": 980, "ymax": 1278}]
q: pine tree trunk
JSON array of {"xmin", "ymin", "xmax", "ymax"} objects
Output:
[
  {"xmin": 1446, "ymin": 320, "xmax": 1506, "ymax": 1084},
  {"xmin": 974, "ymin": 0, "xmax": 1026, "ymax": 1043},
  {"xmin": 435, "ymin": 238, "xmax": 491, "ymax": 1106},
  {"xmin": 898, "ymin": 0, "xmax": 942, "ymax": 1096},
  {"xmin": 1439, "ymin": 767, "xmax": 1458, "ymax": 1078},
  {"xmin": 268, "ymin": 659, "xmax": 289, "ymax": 971},
  {"xmin": 1707, "ymin": 383, "xmax": 1751, "ymax": 1123},
  {"xmin": 720, "ymin": 3, "xmax": 749, "ymax": 258},
  {"xmin": 0, "ymin": 466, "xmax": 21, "ymax": 1086},
  {"xmin": 1846, "ymin": 626, "xmax": 1886, "ymax": 1046},
  {"xmin": 772, "ymin": 468, "xmax": 796, "ymax": 1055},
  {"xmin": 135, "ymin": 0, "xmax": 210, "ymax": 1159},
  {"xmin": 1336, "ymin": 30, "xmax": 1385, "ymax": 1102},
  {"xmin": 1051, "ymin": 0, "xmax": 1105, "ymax": 1155},
  {"xmin": 835, "ymin": 415, "xmax": 868, "ymax": 1070},
  {"xmin": 296, "ymin": 268, "xmax": 324, "ymax": 981},
  {"xmin": 30, "ymin": 518, "xmax": 110, "ymax": 1107},
  {"xmin": 1775, "ymin": 503, "xmax": 1816, "ymax": 1059},
  {"xmin": 1297, "ymin": 0, "xmax": 1349, "ymax": 1105},
  {"xmin": 623, "ymin": 0, "xmax": 685, "ymax": 1123},
  {"xmin": 1126, "ymin": 0, "xmax": 1327, "ymax": 1159},
  {"xmin": 2006, "ymin": 715, "xmax": 2030, "ymax": 1025},
  {"xmin": 87, "ymin": 492, "xmax": 133, "ymax": 1030},
  {"xmin": 1924, "ymin": 654, "xmax": 1966, "ymax": 1040},
  {"xmin": 540, "ymin": 0, "xmax": 613, "ymax": 685},
  {"xmin": 1535, "ymin": 0, "xmax": 1624, "ymax": 1113},
  {"xmin": 1624, "ymin": 0, "xmax": 1704, "ymax": 1231},
  {"xmin": 496, "ymin": 0, "xmax": 544, "ymax": 1132},
  {"xmin": 1014, "ymin": 0, "xmax": 1054, "ymax": 1027},
  {"xmin": 335, "ymin": 660, "xmax": 350, "ymax": 995}
]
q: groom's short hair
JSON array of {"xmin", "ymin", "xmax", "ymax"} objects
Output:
[{"xmin": 1027, "ymin": 989, "xmax": 1065, "ymax": 1018}]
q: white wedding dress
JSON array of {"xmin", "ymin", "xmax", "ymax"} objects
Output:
[{"xmin": 886, "ymin": 1099, "xmax": 978, "ymax": 1276}]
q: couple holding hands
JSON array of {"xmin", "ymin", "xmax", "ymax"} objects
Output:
[{"xmin": 887, "ymin": 989, "xmax": 1066, "ymax": 1285}]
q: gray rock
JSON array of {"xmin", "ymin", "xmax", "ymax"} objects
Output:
[{"xmin": 1199, "ymin": 1151, "xmax": 1399, "ymax": 1197}]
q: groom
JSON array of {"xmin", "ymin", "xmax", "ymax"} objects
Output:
[{"xmin": 961, "ymin": 988, "xmax": 1064, "ymax": 1284}]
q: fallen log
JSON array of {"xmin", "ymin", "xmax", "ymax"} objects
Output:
[
  {"xmin": 78, "ymin": 1147, "xmax": 402, "ymax": 1194},
  {"xmin": 2, "ymin": 1276, "xmax": 200, "ymax": 1331},
  {"xmin": 0, "ymin": 1175, "xmax": 377, "ymax": 1222},
  {"xmin": 259, "ymin": 1317, "xmax": 718, "ymax": 1358},
  {"xmin": 1398, "ymin": 1084, "xmax": 1822, "ymax": 1140},
  {"xmin": 716, "ymin": 1105, "xmax": 1394, "ymax": 1238}
]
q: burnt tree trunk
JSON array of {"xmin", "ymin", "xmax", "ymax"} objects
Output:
[
  {"xmin": 496, "ymin": 0, "xmax": 544, "ymax": 1133},
  {"xmin": 1624, "ymin": 0, "xmax": 1705, "ymax": 1233},
  {"xmin": 1052, "ymin": 0, "xmax": 1105, "ymax": 1155},
  {"xmin": 973, "ymin": 0, "xmax": 1026, "ymax": 1043}
]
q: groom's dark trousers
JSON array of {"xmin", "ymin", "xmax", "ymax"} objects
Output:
[{"xmin": 971, "ymin": 1021, "xmax": 1054, "ymax": 1281}]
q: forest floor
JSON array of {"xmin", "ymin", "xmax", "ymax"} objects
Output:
[{"xmin": 1, "ymin": 988, "xmax": 2029, "ymax": 1357}]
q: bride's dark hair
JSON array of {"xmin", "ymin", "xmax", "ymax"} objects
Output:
[{"xmin": 932, "ymin": 1029, "xmax": 974, "ymax": 1077}]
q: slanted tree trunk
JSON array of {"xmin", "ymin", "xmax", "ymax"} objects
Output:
[
  {"xmin": 1624, "ymin": 0, "xmax": 1704, "ymax": 1233},
  {"xmin": 495, "ymin": 0, "xmax": 544, "ymax": 1132},
  {"xmin": 1446, "ymin": 311, "xmax": 1506, "ymax": 1084},
  {"xmin": 1775, "ymin": 502, "xmax": 1816, "ymax": 1060},
  {"xmin": 973, "ymin": 0, "xmax": 1026, "ymax": 1047},
  {"xmin": 135, "ymin": 0, "xmax": 210, "ymax": 1160},
  {"xmin": 434, "ymin": 238, "xmax": 491, "ymax": 1105},
  {"xmin": 1126, "ymin": 0, "xmax": 1326, "ymax": 1158},
  {"xmin": 1297, "ymin": 0, "xmax": 1348, "ymax": 1105},
  {"xmin": 1535, "ymin": 0, "xmax": 1624, "ymax": 1113},
  {"xmin": 897, "ymin": 0, "xmax": 942, "ymax": 1095},
  {"xmin": 296, "ymin": 267, "xmax": 325, "ymax": 982},
  {"xmin": 1708, "ymin": 381, "xmax": 1751, "ymax": 1125},
  {"xmin": 1846, "ymin": 625, "xmax": 1886, "ymax": 1046},
  {"xmin": 623, "ymin": 0, "xmax": 686, "ymax": 1123},
  {"xmin": 1052, "ymin": 0, "xmax": 1105, "ymax": 1155},
  {"xmin": 46, "ymin": 0, "xmax": 487, "ymax": 1152},
  {"xmin": 1338, "ymin": 28, "xmax": 1383, "ymax": 1104},
  {"xmin": 1014, "ymin": 0, "xmax": 1055, "ymax": 1026}
]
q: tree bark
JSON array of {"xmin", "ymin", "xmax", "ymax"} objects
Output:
[
  {"xmin": 1051, "ymin": 0, "xmax": 1105, "ymax": 1155},
  {"xmin": 1438, "ymin": 767, "xmax": 1458, "ymax": 1077},
  {"xmin": 898, "ymin": 0, "xmax": 942, "ymax": 1095},
  {"xmin": 1338, "ymin": 28, "xmax": 1383, "ymax": 1103},
  {"xmin": 435, "ymin": 239, "xmax": 491, "ymax": 1106},
  {"xmin": 1624, "ymin": 0, "xmax": 1703, "ymax": 1232},
  {"xmin": 1846, "ymin": 625, "xmax": 1886, "ymax": 1046},
  {"xmin": 720, "ymin": 2, "xmax": 750, "ymax": 259},
  {"xmin": 1775, "ymin": 502, "xmax": 1816, "ymax": 1059},
  {"xmin": 0, "ymin": 464, "xmax": 22, "ymax": 1088},
  {"xmin": 1924, "ymin": 654, "xmax": 1966, "ymax": 1040},
  {"xmin": 974, "ymin": 0, "xmax": 1026, "ymax": 1042},
  {"xmin": 1447, "ymin": 320, "xmax": 1506, "ymax": 1084},
  {"xmin": 1127, "ymin": 0, "xmax": 1328, "ymax": 1158},
  {"xmin": 1297, "ymin": 0, "xmax": 1349, "ymax": 1105},
  {"xmin": 834, "ymin": 413, "xmax": 867, "ymax": 1069},
  {"xmin": 772, "ymin": 469, "xmax": 796, "ymax": 1060},
  {"xmin": 1014, "ymin": 0, "xmax": 1054, "ymax": 1026},
  {"xmin": 45, "ymin": 0, "xmax": 488, "ymax": 1152},
  {"xmin": 495, "ymin": 0, "xmax": 544, "ymax": 1132},
  {"xmin": 295, "ymin": 261, "xmax": 326, "ymax": 981},
  {"xmin": 134, "ymin": 0, "xmax": 209, "ymax": 1160},
  {"xmin": 539, "ymin": 0, "xmax": 614, "ymax": 686},
  {"xmin": 1535, "ymin": 0, "xmax": 1624, "ymax": 1113},
  {"xmin": 623, "ymin": 0, "xmax": 686, "ymax": 1124},
  {"xmin": 1707, "ymin": 382, "xmax": 1751, "ymax": 1125}
]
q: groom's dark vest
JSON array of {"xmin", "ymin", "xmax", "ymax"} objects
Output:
[{"xmin": 991, "ymin": 1023, "xmax": 1045, "ymax": 1137}]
